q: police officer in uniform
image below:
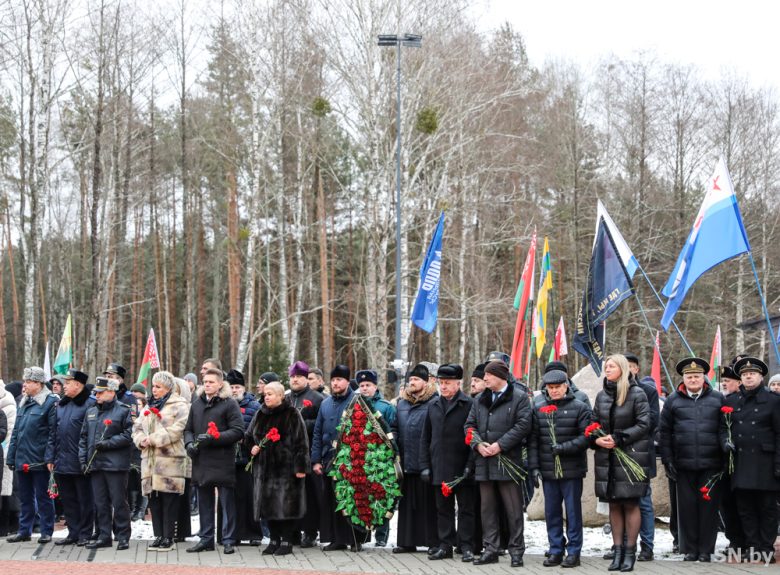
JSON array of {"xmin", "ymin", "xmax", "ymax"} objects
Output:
[
  {"xmin": 79, "ymin": 377, "xmax": 134, "ymax": 549},
  {"xmin": 725, "ymin": 357, "xmax": 780, "ymax": 563}
]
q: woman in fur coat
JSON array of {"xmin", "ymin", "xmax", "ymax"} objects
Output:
[{"xmin": 246, "ymin": 381, "xmax": 310, "ymax": 556}]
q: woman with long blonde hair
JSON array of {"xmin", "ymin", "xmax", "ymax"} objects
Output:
[{"xmin": 591, "ymin": 354, "xmax": 651, "ymax": 572}]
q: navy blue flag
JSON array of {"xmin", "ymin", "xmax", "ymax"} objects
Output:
[
  {"xmin": 411, "ymin": 212, "xmax": 444, "ymax": 333},
  {"xmin": 573, "ymin": 216, "xmax": 635, "ymax": 375}
]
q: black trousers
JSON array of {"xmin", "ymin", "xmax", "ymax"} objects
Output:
[
  {"xmin": 149, "ymin": 491, "xmax": 180, "ymax": 539},
  {"xmin": 320, "ymin": 476, "xmax": 359, "ymax": 546},
  {"xmin": 218, "ymin": 467, "xmax": 261, "ymax": 543},
  {"xmin": 719, "ymin": 476, "xmax": 744, "ymax": 550},
  {"xmin": 675, "ymin": 469, "xmax": 721, "ymax": 555},
  {"xmin": 91, "ymin": 470, "xmax": 131, "ymax": 541},
  {"xmin": 480, "ymin": 480, "xmax": 525, "ymax": 554},
  {"xmin": 55, "ymin": 473, "xmax": 94, "ymax": 541},
  {"xmin": 668, "ymin": 476, "xmax": 678, "ymax": 545},
  {"xmin": 198, "ymin": 484, "xmax": 236, "ymax": 546},
  {"xmin": 174, "ymin": 478, "xmax": 193, "ymax": 540},
  {"xmin": 735, "ymin": 489, "xmax": 779, "ymax": 554},
  {"xmin": 433, "ymin": 483, "xmax": 476, "ymax": 552},
  {"xmin": 268, "ymin": 519, "xmax": 296, "ymax": 543},
  {"xmin": 298, "ymin": 473, "xmax": 323, "ymax": 538}
]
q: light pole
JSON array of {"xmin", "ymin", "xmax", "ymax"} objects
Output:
[{"xmin": 377, "ymin": 32, "xmax": 422, "ymax": 377}]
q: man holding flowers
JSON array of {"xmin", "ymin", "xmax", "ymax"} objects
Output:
[
  {"xmin": 464, "ymin": 359, "xmax": 531, "ymax": 567},
  {"xmin": 659, "ymin": 357, "xmax": 725, "ymax": 562},
  {"xmin": 528, "ymin": 369, "xmax": 592, "ymax": 568}
]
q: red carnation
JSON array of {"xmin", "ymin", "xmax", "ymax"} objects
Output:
[
  {"xmin": 22, "ymin": 464, "xmax": 30, "ymax": 473},
  {"xmin": 721, "ymin": 406, "xmax": 734, "ymax": 414},
  {"xmin": 585, "ymin": 422, "xmax": 602, "ymax": 437},
  {"xmin": 702, "ymin": 494, "xmax": 712, "ymax": 501},
  {"xmin": 441, "ymin": 482, "xmax": 453, "ymax": 497},
  {"xmin": 241, "ymin": 408, "xmax": 246, "ymax": 414},
  {"xmin": 303, "ymin": 399, "xmax": 313, "ymax": 408},
  {"xmin": 207, "ymin": 422, "xmax": 220, "ymax": 439},
  {"xmin": 103, "ymin": 419, "xmax": 112, "ymax": 426},
  {"xmin": 266, "ymin": 428, "xmax": 281, "ymax": 442},
  {"xmin": 150, "ymin": 407, "xmax": 161, "ymax": 418},
  {"xmin": 699, "ymin": 486, "xmax": 708, "ymax": 493},
  {"xmin": 143, "ymin": 410, "xmax": 150, "ymax": 416},
  {"xmin": 540, "ymin": 405, "xmax": 558, "ymax": 414},
  {"xmin": 465, "ymin": 428, "xmax": 474, "ymax": 445}
]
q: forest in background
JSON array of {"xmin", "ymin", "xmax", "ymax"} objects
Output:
[{"xmin": 1, "ymin": 0, "xmax": 778, "ymax": 388}]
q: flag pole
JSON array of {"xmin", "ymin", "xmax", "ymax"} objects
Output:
[
  {"xmin": 747, "ymin": 252, "xmax": 780, "ymax": 365},
  {"xmin": 634, "ymin": 294, "xmax": 674, "ymax": 388},
  {"xmin": 636, "ymin": 264, "xmax": 695, "ymax": 356}
]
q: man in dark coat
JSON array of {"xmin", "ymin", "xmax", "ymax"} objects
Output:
[
  {"xmin": 216, "ymin": 369, "xmax": 262, "ymax": 545},
  {"xmin": 78, "ymin": 376, "xmax": 134, "ymax": 550},
  {"xmin": 312, "ymin": 365, "xmax": 360, "ymax": 551},
  {"xmin": 394, "ymin": 363, "xmax": 439, "ymax": 554},
  {"xmin": 660, "ymin": 358, "xmax": 725, "ymax": 562},
  {"xmin": 6, "ymin": 366, "xmax": 58, "ymax": 544},
  {"xmin": 536, "ymin": 361, "xmax": 591, "ymax": 409},
  {"xmin": 287, "ymin": 360, "xmax": 325, "ymax": 547},
  {"xmin": 356, "ymin": 369, "xmax": 397, "ymax": 547},
  {"xmin": 420, "ymin": 364, "xmax": 477, "ymax": 562},
  {"xmin": 53, "ymin": 369, "xmax": 95, "ymax": 546},
  {"xmin": 625, "ymin": 353, "xmax": 660, "ymax": 562},
  {"xmin": 184, "ymin": 368, "xmax": 245, "ymax": 554},
  {"xmin": 529, "ymin": 370, "xmax": 591, "ymax": 568},
  {"xmin": 718, "ymin": 364, "xmax": 745, "ymax": 555},
  {"xmin": 465, "ymin": 360, "xmax": 531, "ymax": 567},
  {"xmin": 725, "ymin": 357, "xmax": 780, "ymax": 563},
  {"xmin": 104, "ymin": 363, "xmax": 138, "ymax": 417}
]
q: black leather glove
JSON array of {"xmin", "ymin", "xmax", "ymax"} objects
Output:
[
  {"xmin": 664, "ymin": 462, "xmax": 677, "ymax": 482},
  {"xmin": 531, "ymin": 469, "xmax": 543, "ymax": 488},
  {"xmin": 551, "ymin": 443, "xmax": 564, "ymax": 456},
  {"xmin": 462, "ymin": 467, "xmax": 472, "ymax": 480},
  {"xmin": 186, "ymin": 443, "xmax": 200, "ymax": 458},
  {"xmin": 94, "ymin": 440, "xmax": 108, "ymax": 451},
  {"xmin": 724, "ymin": 441, "xmax": 736, "ymax": 453},
  {"xmin": 420, "ymin": 468, "xmax": 431, "ymax": 483},
  {"xmin": 7, "ymin": 464, "xmax": 14, "ymax": 472},
  {"xmin": 196, "ymin": 433, "xmax": 213, "ymax": 445}
]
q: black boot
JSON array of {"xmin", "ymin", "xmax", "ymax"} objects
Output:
[
  {"xmin": 620, "ymin": 546, "xmax": 637, "ymax": 572},
  {"xmin": 608, "ymin": 546, "xmax": 624, "ymax": 571}
]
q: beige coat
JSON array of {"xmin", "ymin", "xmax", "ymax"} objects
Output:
[{"xmin": 132, "ymin": 392, "xmax": 189, "ymax": 495}]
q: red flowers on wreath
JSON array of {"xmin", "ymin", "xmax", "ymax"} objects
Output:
[
  {"xmin": 207, "ymin": 421, "xmax": 220, "ymax": 439},
  {"xmin": 539, "ymin": 405, "xmax": 558, "ymax": 414},
  {"xmin": 303, "ymin": 399, "xmax": 313, "ymax": 408}
]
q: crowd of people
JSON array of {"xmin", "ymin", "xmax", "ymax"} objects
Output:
[{"xmin": 0, "ymin": 350, "xmax": 778, "ymax": 571}]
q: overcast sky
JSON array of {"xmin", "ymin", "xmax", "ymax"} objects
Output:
[{"xmin": 469, "ymin": 0, "xmax": 779, "ymax": 90}]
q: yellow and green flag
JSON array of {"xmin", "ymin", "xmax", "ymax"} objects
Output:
[
  {"xmin": 53, "ymin": 314, "xmax": 73, "ymax": 375},
  {"xmin": 534, "ymin": 238, "xmax": 553, "ymax": 358}
]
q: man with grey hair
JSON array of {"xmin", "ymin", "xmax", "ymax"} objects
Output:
[{"xmin": 6, "ymin": 366, "xmax": 58, "ymax": 543}]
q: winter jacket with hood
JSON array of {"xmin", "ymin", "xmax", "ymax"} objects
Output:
[
  {"xmin": 312, "ymin": 387, "xmax": 354, "ymax": 468},
  {"xmin": 7, "ymin": 386, "xmax": 57, "ymax": 469}
]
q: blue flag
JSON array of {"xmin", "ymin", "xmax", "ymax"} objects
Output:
[
  {"xmin": 661, "ymin": 158, "xmax": 750, "ymax": 330},
  {"xmin": 411, "ymin": 212, "xmax": 444, "ymax": 333},
  {"xmin": 572, "ymin": 216, "xmax": 635, "ymax": 375}
]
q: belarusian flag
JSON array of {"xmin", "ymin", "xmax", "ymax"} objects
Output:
[
  {"xmin": 708, "ymin": 325, "xmax": 721, "ymax": 388},
  {"xmin": 53, "ymin": 314, "xmax": 73, "ymax": 375},
  {"xmin": 651, "ymin": 331, "xmax": 662, "ymax": 395},
  {"xmin": 136, "ymin": 328, "xmax": 161, "ymax": 387},
  {"xmin": 510, "ymin": 233, "xmax": 536, "ymax": 378}
]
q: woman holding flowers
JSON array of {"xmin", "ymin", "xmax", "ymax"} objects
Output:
[
  {"xmin": 246, "ymin": 381, "xmax": 309, "ymax": 557},
  {"xmin": 591, "ymin": 354, "xmax": 650, "ymax": 573},
  {"xmin": 132, "ymin": 371, "xmax": 190, "ymax": 551}
]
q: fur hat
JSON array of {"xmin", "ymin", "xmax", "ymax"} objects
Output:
[{"xmin": 22, "ymin": 366, "xmax": 46, "ymax": 384}]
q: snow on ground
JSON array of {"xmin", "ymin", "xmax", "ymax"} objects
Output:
[{"xmin": 50, "ymin": 511, "xmax": 728, "ymax": 559}]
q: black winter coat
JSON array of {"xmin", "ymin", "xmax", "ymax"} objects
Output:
[
  {"xmin": 288, "ymin": 386, "xmax": 324, "ymax": 440},
  {"xmin": 529, "ymin": 389, "xmax": 591, "ymax": 480},
  {"xmin": 54, "ymin": 386, "xmax": 95, "ymax": 474},
  {"xmin": 397, "ymin": 393, "xmax": 437, "ymax": 473},
  {"xmin": 235, "ymin": 394, "xmax": 262, "ymax": 464},
  {"xmin": 419, "ymin": 391, "xmax": 475, "ymax": 485},
  {"xmin": 465, "ymin": 383, "xmax": 532, "ymax": 481},
  {"xmin": 659, "ymin": 384, "xmax": 724, "ymax": 471},
  {"xmin": 724, "ymin": 384, "xmax": 780, "ymax": 491},
  {"xmin": 246, "ymin": 399, "xmax": 310, "ymax": 521},
  {"xmin": 78, "ymin": 399, "xmax": 133, "ymax": 472},
  {"xmin": 311, "ymin": 388, "xmax": 354, "ymax": 468},
  {"xmin": 592, "ymin": 380, "xmax": 650, "ymax": 500},
  {"xmin": 636, "ymin": 377, "xmax": 660, "ymax": 478},
  {"xmin": 184, "ymin": 390, "xmax": 245, "ymax": 487}
]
